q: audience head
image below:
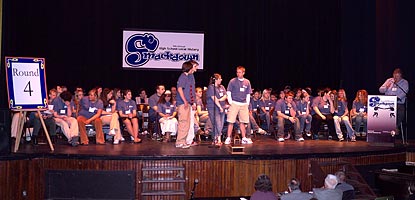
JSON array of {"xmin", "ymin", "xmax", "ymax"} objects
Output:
[
  {"xmin": 288, "ymin": 178, "xmax": 301, "ymax": 192},
  {"xmin": 102, "ymin": 88, "xmax": 113, "ymax": 101},
  {"xmin": 324, "ymin": 174, "xmax": 338, "ymax": 189},
  {"xmin": 59, "ymin": 91, "xmax": 72, "ymax": 102},
  {"xmin": 156, "ymin": 85, "xmax": 165, "ymax": 96},
  {"xmin": 355, "ymin": 89, "xmax": 368, "ymax": 104},
  {"xmin": 254, "ymin": 174, "xmax": 273, "ymax": 192},
  {"xmin": 88, "ymin": 89, "xmax": 98, "ymax": 101},
  {"xmin": 335, "ymin": 171, "xmax": 346, "ymax": 183}
]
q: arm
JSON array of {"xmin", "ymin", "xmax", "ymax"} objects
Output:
[
  {"xmin": 86, "ymin": 109, "xmax": 102, "ymax": 124},
  {"xmin": 379, "ymin": 78, "xmax": 393, "ymax": 93},
  {"xmin": 313, "ymin": 106, "xmax": 326, "ymax": 120},
  {"xmin": 227, "ymin": 91, "xmax": 232, "ymax": 104},
  {"xmin": 177, "ymin": 87, "xmax": 188, "ymax": 107}
]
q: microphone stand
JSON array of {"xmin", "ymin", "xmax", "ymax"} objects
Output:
[{"xmin": 190, "ymin": 179, "xmax": 199, "ymax": 200}]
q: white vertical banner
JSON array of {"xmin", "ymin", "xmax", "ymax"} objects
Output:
[{"xmin": 367, "ymin": 95, "xmax": 397, "ymax": 143}]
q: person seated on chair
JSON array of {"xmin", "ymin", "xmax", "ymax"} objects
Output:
[
  {"xmin": 280, "ymin": 178, "xmax": 313, "ymax": 200},
  {"xmin": 274, "ymin": 91, "xmax": 304, "ymax": 142},
  {"xmin": 296, "ymin": 92, "xmax": 312, "ymax": 138},
  {"xmin": 100, "ymin": 88, "xmax": 122, "ymax": 145},
  {"xmin": 248, "ymin": 90, "xmax": 267, "ymax": 135},
  {"xmin": 149, "ymin": 85, "xmax": 165, "ymax": 122},
  {"xmin": 251, "ymin": 174, "xmax": 278, "ymax": 200},
  {"xmin": 117, "ymin": 89, "xmax": 141, "ymax": 143},
  {"xmin": 135, "ymin": 88, "xmax": 149, "ymax": 105},
  {"xmin": 51, "ymin": 91, "xmax": 79, "ymax": 146},
  {"xmin": 71, "ymin": 88, "xmax": 84, "ymax": 118},
  {"xmin": 350, "ymin": 89, "xmax": 368, "ymax": 137},
  {"xmin": 331, "ymin": 90, "xmax": 355, "ymax": 142},
  {"xmin": 30, "ymin": 89, "xmax": 58, "ymax": 145},
  {"xmin": 312, "ymin": 174, "xmax": 343, "ymax": 200},
  {"xmin": 157, "ymin": 90, "xmax": 178, "ymax": 142},
  {"xmin": 195, "ymin": 87, "xmax": 212, "ymax": 135},
  {"xmin": 77, "ymin": 89, "xmax": 105, "ymax": 145},
  {"xmin": 311, "ymin": 88, "xmax": 336, "ymax": 140},
  {"xmin": 335, "ymin": 171, "xmax": 355, "ymax": 200},
  {"xmin": 259, "ymin": 88, "xmax": 273, "ymax": 132}
]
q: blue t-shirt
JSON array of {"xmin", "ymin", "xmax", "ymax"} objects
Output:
[
  {"xmin": 157, "ymin": 102, "xmax": 176, "ymax": 115},
  {"xmin": 335, "ymin": 100, "xmax": 348, "ymax": 116},
  {"xmin": 275, "ymin": 99, "xmax": 298, "ymax": 118},
  {"xmin": 227, "ymin": 78, "xmax": 252, "ymax": 103},
  {"xmin": 259, "ymin": 99, "xmax": 273, "ymax": 114},
  {"xmin": 206, "ymin": 84, "xmax": 226, "ymax": 109},
  {"xmin": 296, "ymin": 100, "xmax": 309, "ymax": 116},
  {"xmin": 78, "ymin": 97, "xmax": 104, "ymax": 119},
  {"xmin": 51, "ymin": 96, "xmax": 69, "ymax": 116},
  {"xmin": 311, "ymin": 96, "xmax": 331, "ymax": 115},
  {"xmin": 116, "ymin": 99, "xmax": 137, "ymax": 115},
  {"xmin": 176, "ymin": 73, "xmax": 196, "ymax": 106},
  {"xmin": 148, "ymin": 93, "xmax": 160, "ymax": 117},
  {"xmin": 352, "ymin": 100, "xmax": 367, "ymax": 113},
  {"xmin": 249, "ymin": 98, "xmax": 261, "ymax": 111}
]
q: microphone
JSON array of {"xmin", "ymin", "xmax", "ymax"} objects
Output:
[{"xmin": 190, "ymin": 179, "xmax": 199, "ymax": 199}]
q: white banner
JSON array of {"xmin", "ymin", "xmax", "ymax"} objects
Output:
[{"xmin": 122, "ymin": 30, "xmax": 204, "ymax": 70}]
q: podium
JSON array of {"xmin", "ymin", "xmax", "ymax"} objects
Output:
[{"xmin": 367, "ymin": 95, "xmax": 397, "ymax": 145}]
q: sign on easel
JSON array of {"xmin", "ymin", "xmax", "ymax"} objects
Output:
[
  {"xmin": 367, "ymin": 95, "xmax": 397, "ymax": 145},
  {"xmin": 5, "ymin": 57, "xmax": 54, "ymax": 152}
]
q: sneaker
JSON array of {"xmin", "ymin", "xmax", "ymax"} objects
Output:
[
  {"xmin": 361, "ymin": 132, "xmax": 367, "ymax": 137},
  {"xmin": 224, "ymin": 137, "xmax": 232, "ymax": 145},
  {"xmin": 108, "ymin": 129, "xmax": 116, "ymax": 136},
  {"xmin": 121, "ymin": 136, "xmax": 125, "ymax": 141},
  {"xmin": 305, "ymin": 131, "xmax": 312, "ymax": 137},
  {"xmin": 257, "ymin": 128, "xmax": 266, "ymax": 135},
  {"xmin": 284, "ymin": 134, "xmax": 291, "ymax": 140},
  {"xmin": 278, "ymin": 137, "xmax": 285, "ymax": 142},
  {"xmin": 113, "ymin": 139, "xmax": 120, "ymax": 145},
  {"xmin": 130, "ymin": 136, "xmax": 134, "ymax": 141},
  {"xmin": 351, "ymin": 136, "xmax": 356, "ymax": 142},
  {"xmin": 339, "ymin": 138, "xmax": 344, "ymax": 142},
  {"xmin": 297, "ymin": 137, "xmax": 305, "ymax": 142},
  {"xmin": 242, "ymin": 137, "xmax": 253, "ymax": 144},
  {"xmin": 175, "ymin": 143, "xmax": 184, "ymax": 148}
]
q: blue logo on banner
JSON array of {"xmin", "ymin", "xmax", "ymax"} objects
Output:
[
  {"xmin": 125, "ymin": 33, "xmax": 159, "ymax": 67},
  {"xmin": 369, "ymin": 96, "xmax": 380, "ymax": 107}
]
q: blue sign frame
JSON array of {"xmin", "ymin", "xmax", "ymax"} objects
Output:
[{"xmin": 5, "ymin": 57, "xmax": 48, "ymax": 110}]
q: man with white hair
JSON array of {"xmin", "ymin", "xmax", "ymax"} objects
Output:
[{"xmin": 313, "ymin": 174, "xmax": 343, "ymax": 200}]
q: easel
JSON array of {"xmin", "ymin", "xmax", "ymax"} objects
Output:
[{"xmin": 13, "ymin": 109, "xmax": 54, "ymax": 152}]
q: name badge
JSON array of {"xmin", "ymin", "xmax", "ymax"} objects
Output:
[
  {"xmin": 253, "ymin": 108, "xmax": 257, "ymax": 112},
  {"xmin": 88, "ymin": 107, "xmax": 96, "ymax": 113},
  {"xmin": 391, "ymin": 87, "xmax": 397, "ymax": 92},
  {"xmin": 324, "ymin": 105, "xmax": 329, "ymax": 109},
  {"xmin": 125, "ymin": 109, "xmax": 131, "ymax": 114},
  {"xmin": 60, "ymin": 109, "xmax": 66, "ymax": 114},
  {"xmin": 166, "ymin": 108, "xmax": 171, "ymax": 114},
  {"xmin": 219, "ymin": 92, "xmax": 223, "ymax": 97},
  {"xmin": 284, "ymin": 110, "xmax": 289, "ymax": 114},
  {"xmin": 302, "ymin": 111, "xmax": 306, "ymax": 115},
  {"xmin": 359, "ymin": 108, "xmax": 364, "ymax": 112},
  {"xmin": 265, "ymin": 107, "xmax": 269, "ymax": 111},
  {"xmin": 106, "ymin": 108, "xmax": 112, "ymax": 112},
  {"xmin": 239, "ymin": 87, "xmax": 245, "ymax": 92}
]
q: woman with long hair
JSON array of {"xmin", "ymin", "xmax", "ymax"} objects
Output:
[
  {"xmin": 332, "ymin": 89, "xmax": 356, "ymax": 142},
  {"xmin": 100, "ymin": 88, "xmax": 122, "ymax": 144},
  {"xmin": 206, "ymin": 73, "xmax": 227, "ymax": 145},
  {"xmin": 117, "ymin": 89, "xmax": 141, "ymax": 143},
  {"xmin": 350, "ymin": 89, "xmax": 368, "ymax": 137},
  {"xmin": 157, "ymin": 90, "xmax": 178, "ymax": 142}
]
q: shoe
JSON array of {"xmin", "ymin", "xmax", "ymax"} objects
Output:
[
  {"xmin": 351, "ymin": 135, "xmax": 356, "ymax": 142},
  {"xmin": 121, "ymin": 136, "xmax": 125, "ymax": 141},
  {"xmin": 113, "ymin": 139, "xmax": 120, "ymax": 145},
  {"xmin": 361, "ymin": 132, "xmax": 367, "ymax": 137},
  {"xmin": 108, "ymin": 129, "xmax": 116, "ymax": 136},
  {"xmin": 26, "ymin": 135, "xmax": 32, "ymax": 142},
  {"xmin": 32, "ymin": 136, "xmax": 38, "ymax": 145},
  {"xmin": 71, "ymin": 136, "xmax": 79, "ymax": 147},
  {"xmin": 328, "ymin": 136, "xmax": 333, "ymax": 140},
  {"xmin": 224, "ymin": 137, "xmax": 232, "ymax": 145},
  {"xmin": 339, "ymin": 138, "xmax": 344, "ymax": 142},
  {"xmin": 278, "ymin": 137, "xmax": 285, "ymax": 142},
  {"xmin": 305, "ymin": 131, "xmax": 312, "ymax": 137},
  {"xmin": 297, "ymin": 137, "xmax": 305, "ymax": 142},
  {"xmin": 182, "ymin": 144, "xmax": 191, "ymax": 149},
  {"xmin": 313, "ymin": 134, "xmax": 319, "ymax": 140},
  {"xmin": 284, "ymin": 134, "xmax": 291, "ymax": 140},
  {"xmin": 242, "ymin": 137, "xmax": 253, "ymax": 144},
  {"xmin": 257, "ymin": 128, "xmax": 266, "ymax": 135},
  {"xmin": 175, "ymin": 143, "xmax": 184, "ymax": 148},
  {"xmin": 130, "ymin": 136, "xmax": 134, "ymax": 141}
]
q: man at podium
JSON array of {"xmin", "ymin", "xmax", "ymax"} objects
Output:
[{"xmin": 379, "ymin": 68, "xmax": 409, "ymax": 135}]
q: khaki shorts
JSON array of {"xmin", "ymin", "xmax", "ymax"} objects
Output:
[{"xmin": 227, "ymin": 103, "xmax": 249, "ymax": 123}]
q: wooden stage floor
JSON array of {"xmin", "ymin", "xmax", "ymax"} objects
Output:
[{"xmin": 10, "ymin": 135, "xmax": 407, "ymax": 160}]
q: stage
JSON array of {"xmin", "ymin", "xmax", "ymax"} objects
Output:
[{"xmin": 0, "ymin": 134, "xmax": 412, "ymax": 200}]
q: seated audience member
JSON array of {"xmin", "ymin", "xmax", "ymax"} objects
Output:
[
  {"xmin": 270, "ymin": 92, "xmax": 278, "ymax": 103},
  {"xmin": 248, "ymin": 90, "xmax": 267, "ymax": 135},
  {"xmin": 157, "ymin": 90, "xmax": 178, "ymax": 142},
  {"xmin": 149, "ymin": 85, "xmax": 165, "ymax": 122},
  {"xmin": 259, "ymin": 88, "xmax": 273, "ymax": 132},
  {"xmin": 332, "ymin": 89, "xmax": 355, "ymax": 142},
  {"xmin": 136, "ymin": 88, "xmax": 148, "ymax": 104},
  {"xmin": 72, "ymin": 89, "xmax": 84, "ymax": 118},
  {"xmin": 100, "ymin": 88, "xmax": 122, "ymax": 145},
  {"xmin": 350, "ymin": 89, "xmax": 368, "ymax": 137},
  {"xmin": 251, "ymin": 174, "xmax": 278, "ymax": 200},
  {"xmin": 30, "ymin": 89, "xmax": 58, "ymax": 144},
  {"xmin": 293, "ymin": 88, "xmax": 302, "ymax": 103},
  {"xmin": 313, "ymin": 174, "xmax": 343, "ymax": 200},
  {"xmin": 311, "ymin": 88, "xmax": 336, "ymax": 140},
  {"xmin": 296, "ymin": 92, "xmax": 312, "ymax": 137},
  {"xmin": 113, "ymin": 88, "xmax": 122, "ymax": 102},
  {"xmin": 335, "ymin": 171, "xmax": 355, "ymax": 200},
  {"xmin": 274, "ymin": 91, "xmax": 304, "ymax": 142},
  {"xmin": 280, "ymin": 178, "xmax": 313, "ymax": 200},
  {"xmin": 77, "ymin": 89, "xmax": 105, "ymax": 145},
  {"xmin": 51, "ymin": 91, "xmax": 79, "ymax": 146},
  {"xmin": 95, "ymin": 86, "xmax": 103, "ymax": 99},
  {"xmin": 170, "ymin": 86, "xmax": 177, "ymax": 102},
  {"xmin": 195, "ymin": 87, "xmax": 212, "ymax": 135},
  {"xmin": 117, "ymin": 89, "xmax": 141, "ymax": 143}
]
